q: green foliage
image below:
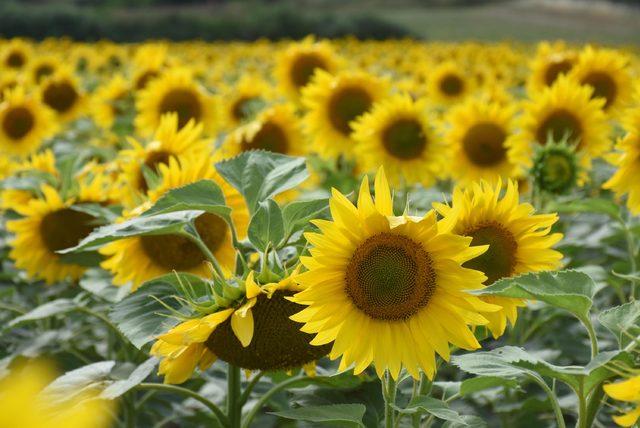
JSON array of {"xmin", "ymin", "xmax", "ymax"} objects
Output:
[{"xmin": 270, "ymin": 404, "xmax": 367, "ymax": 427}]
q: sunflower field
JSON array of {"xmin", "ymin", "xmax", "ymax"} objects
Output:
[{"xmin": 1, "ymin": 36, "xmax": 640, "ymax": 428}]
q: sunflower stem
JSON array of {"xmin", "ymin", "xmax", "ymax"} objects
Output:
[
  {"xmin": 526, "ymin": 374, "xmax": 565, "ymax": 428},
  {"xmin": 622, "ymin": 214, "xmax": 638, "ymax": 301},
  {"xmin": 383, "ymin": 372, "xmax": 397, "ymax": 428},
  {"xmin": 227, "ymin": 364, "xmax": 242, "ymax": 428},
  {"xmin": 180, "ymin": 226, "xmax": 226, "ymax": 280}
]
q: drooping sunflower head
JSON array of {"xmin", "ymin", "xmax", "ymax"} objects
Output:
[
  {"xmin": 1, "ymin": 39, "xmax": 32, "ymax": 70},
  {"xmin": 275, "ymin": 38, "xmax": 341, "ymax": 101},
  {"xmin": 519, "ymin": 75, "xmax": 611, "ymax": 173},
  {"xmin": 0, "ymin": 86, "xmax": 57, "ymax": 158},
  {"xmin": 39, "ymin": 68, "xmax": 85, "ymax": 122},
  {"xmin": 352, "ymin": 94, "xmax": 448, "ymax": 187},
  {"xmin": 434, "ymin": 179, "xmax": 563, "ymax": 337},
  {"xmin": 569, "ymin": 45, "xmax": 633, "ymax": 116},
  {"xmin": 445, "ymin": 98, "xmax": 527, "ymax": 185},
  {"xmin": 291, "ymin": 168, "xmax": 497, "ymax": 380},
  {"xmin": 301, "ymin": 69, "xmax": 389, "ymax": 159},
  {"xmin": 222, "ymin": 103, "xmax": 305, "ymax": 158},
  {"xmin": 102, "ymin": 155, "xmax": 249, "ymax": 289},
  {"xmin": 135, "ymin": 67, "xmax": 217, "ymax": 136},
  {"xmin": 527, "ymin": 41, "xmax": 577, "ymax": 94},
  {"xmin": 428, "ymin": 61, "xmax": 474, "ymax": 105}
]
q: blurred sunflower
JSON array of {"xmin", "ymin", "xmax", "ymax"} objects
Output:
[
  {"xmin": 1, "ymin": 39, "xmax": 32, "ymax": 71},
  {"xmin": 39, "ymin": 68, "xmax": 86, "ymax": 122},
  {"xmin": 302, "ymin": 69, "xmax": 388, "ymax": 159},
  {"xmin": 1, "ymin": 149, "xmax": 58, "ymax": 212},
  {"xmin": 0, "ymin": 87, "xmax": 57, "ymax": 157},
  {"xmin": 291, "ymin": 168, "xmax": 496, "ymax": 380},
  {"xmin": 91, "ymin": 74, "xmax": 131, "ymax": 130},
  {"xmin": 527, "ymin": 41, "xmax": 577, "ymax": 94},
  {"xmin": 427, "ymin": 61, "xmax": 474, "ymax": 105},
  {"xmin": 275, "ymin": 38, "xmax": 341, "ymax": 101},
  {"xmin": 352, "ymin": 95, "xmax": 447, "ymax": 186},
  {"xmin": 153, "ymin": 270, "xmax": 330, "ymax": 384},
  {"xmin": 444, "ymin": 98, "xmax": 527, "ymax": 185},
  {"xmin": 135, "ymin": 67, "xmax": 217, "ymax": 135},
  {"xmin": 29, "ymin": 55, "xmax": 61, "ymax": 85},
  {"xmin": 519, "ymin": 75, "xmax": 611, "ymax": 172},
  {"xmin": 218, "ymin": 74, "xmax": 271, "ymax": 130},
  {"xmin": 569, "ymin": 46, "xmax": 633, "ymax": 116},
  {"xmin": 434, "ymin": 180, "xmax": 563, "ymax": 338},
  {"xmin": 101, "ymin": 155, "xmax": 249, "ymax": 289}
]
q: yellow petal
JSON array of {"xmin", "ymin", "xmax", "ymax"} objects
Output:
[{"xmin": 231, "ymin": 307, "xmax": 254, "ymax": 347}]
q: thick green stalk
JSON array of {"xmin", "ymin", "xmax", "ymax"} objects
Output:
[
  {"xmin": 227, "ymin": 365, "xmax": 242, "ymax": 428},
  {"xmin": 383, "ymin": 373, "xmax": 398, "ymax": 428}
]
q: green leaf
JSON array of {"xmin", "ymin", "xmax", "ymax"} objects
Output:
[
  {"xmin": 473, "ymin": 270, "xmax": 595, "ymax": 323},
  {"xmin": 395, "ymin": 396, "xmax": 469, "ymax": 425},
  {"xmin": 8, "ymin": 299, "xmax": 78, "ymax": 328},
  {"xmin": 270, "ymin": 404, "xmax": 366, "ymax": 427},
  {"xmin": 100, "ymin": 358, "xmax": 157, "ymax": 400},
  {"xmin": 443, "ymin": 415, "xmax": 488, "ymax": 428},
  {"xmin": 141, "ymin": 179, "xmax": 231, "ymax": 222},
  {"xmin": 43, "ymin": 361, "xmax": 116, "ymax": 404},
  {"xmin": 281, "ymin": 197, "xmax": 329, "ymax": 238},
  {"xmin": 110, "ymin": 273, "xmax": 211, "ymax": 348},
  {"xmin": 58, "ymin": 250, "xmax": 104, "ymax": 267},
  {"xmin": 60, "ymin": 210, "xmax": 202, "ymax": 253},
  {"xmin": 248, "ymin": 199, "xmax": 284, "ymax": 251},
  {"xmin": 79, "ymin": 268, "xmax": 131, "ymax": 303},
  {"xmin": 599, "ymin": 301, "xmax": 640, "ymax": 348},
  {"xmin": 70, "ymin": 203, "xmax": 120, "ymax": 223},
  {"xmin": 216, "ymin": 151, "xmax": 308, "ymax": 214},
  {"xmin": 460, "ymin": 376, "xmax": 519, "ymax": 396},
  {"xmin": 547, "ymin": 197, "xmax": 621, "ymax": 220}
]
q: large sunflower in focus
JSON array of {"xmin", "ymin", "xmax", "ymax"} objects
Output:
[
  {"xmin": 117, "ymin": 113, "xmax": 211, "ymax": 207},
  {"xmin": 352, "ymin": 95, "xmax": 447, "ymax": 186},
  {"xmin": 527, "ymin": 41, "xmax": 577, "ymax": 94},
  {"xmin": 569, "ymin": 46, "xmax": 633, "ymax": 116},
  {"xmin": 0, "ymin": 87, "xmax": 57, "ymax": 157},
  {"xmin": 291, "ymin": 168, "xmax": 496, "ymax": 380},
  {"xmin": 101, "ymin": 156, "xmax": 249, "ymax": 289},
  {"xmin": 222, "ymin": 104, "xmax": 305, "ymax": 158},
  {"xmin": 274, "ymin": 38, "xmax": 341, "ymax": 101},
  {"xmin": 518, "ymin": 76, "xmax": 611, "ymax": 171},
  {"xmin": 135, "ymin": 68, "xmax": 217, "ymax": 136},
  {"xmin": 427, "ymin": 62, "xmax": 474, "ymax": 106},
  {"xmin": 445, "ymin": 99, "xmax": 527, "ymax": 185},
  {"xmin": 434, "ymin": 180, "xmax": 563, "ymax": 338},
  {"xmin": 39, "ymin": 68, "xmax": 86, "ymax": 122},
  {"xmin": 604, "ymin": 108, "xmax": 640, "ymax": 215},
  {"xmin": 302, "ymin": 70, "xmax": 388, "ymax": 159}
]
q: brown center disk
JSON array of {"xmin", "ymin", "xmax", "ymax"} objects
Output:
[
  {"xmin": 544, "ymin": 59, "xmax": 573, "ymax": 86},
  {"xmin": 462, "ymin": 122, "xmax": 507, "ymax": 167},
  {"xmin": 582, "ymin": 72, "xmax": 617, "ymax": 109},
  {"xmin": 3, "ymin": 106, "xmax": 35, "ymax": 140},
  {"xmin": 140, "ymin": 213, "xmax": 228, "ymax": 271},
  {"xmin": 231, "ymin": 96, "xmax": 257, "ymax": 122},
  {"xmin": 240, "ymin": 121, "xmax": 289, "ymax": 154},
  {"xmin": 440, "ymin": 74, "xmax": 464, "ymax": 96},
  {"xmin": 136, "ymin": 70, "xmax": 159, "ymax": 90},
  {"xmin": 290, "ymin": 53, "xmax": 328, "ymax": 89},
  {"xmin": 43, "ymin": 81, "xmax": 79, "ymax": 114},
  {"xmin": 159, "ymin": 89, "xmax": 202, "ymax": 129},
  {"xmin": 328, "ymin": 86, "xmax": 373, "ymax": 136},
  {"xmin": 35, "ymin": 65, "xmax": 54, "ymax": 83},
  {"xmin": 345, "ymin": 233, "xmax": 436, "ymax": 320},
  {"xmin": 138, "ymin": 150, "xmax": 172, "ymax": 193},
  {"xmin": 535, "ymin": 109, "xmax": 582, "ymax": 146},
  {"xmin": 382, "ymin": 118, "xmax": 427, "ymax": 160},
  {"xmin": 206, "ymin": 290, "xmax": 332, "ymax": 370},
  {"xmin": 462, "ymin": 221, "xmax": 518, "ymax": 285},
  {"xmin": 40, "ymin": 208, "xmax": 97, "ymax": 253},
  {"xmin": 6, "ymin": 51, "xmax": 25, "ymax": 68}
]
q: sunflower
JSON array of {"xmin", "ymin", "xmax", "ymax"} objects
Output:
[
  {"xmin": 427, "ymin": 61, "xmax": 474, "ymax": 105},
  {"xmin": 527, "ymin": 41, "xmax": 577, "ymax": 94},
  {"xmin": 274, "ymin": 38, "xmax": 341, "ymax": 101},
  {"xmin": 444, "ymin": 98, "xmax": 528, "ymax": 185},
  {"xmin": 132, "ymin": 44, "xmax": 167, "ymax": 90},
  {"xmin": 29, "ymin": 55, "xmax": 61, "ymax": 85},
  {"xmin": 604, "ymin": 375, "xmax": 640, "ymax": 427},
  {"xmin": 222, "ymin": 103, "xmax": 305, "ymax": 158},
  {"xmin": 290, "ymin": 168, "xmax": 497, "ymax": 380},
  {"xmin": 152, "ymin": 269, "xmax": 330, "ymax": 384},
  {"xmin": 6, "ymin": 184, "xmax": 105, "ymax": 284},
  {"xmin": 91, "ymin": 74, "xmax": 131, "ymax": 130},
  {"xmin": 301, "ymin": 70, "xmax": 388, "ymax": 159},
  {"xmin": 1, "ymin": 149, "xmax": 58, "ymax": 212},
  {"xmin": 101, "ymin": 155, "xmax": 249, "ymax": 289},
  {"xmin": 434, "ymin": 180, "xmax": 563, "ymax": 338},
  {"xmin": 0, "ymin": 87, "xmax": 57, "ymax": 157},
  {"xmin": 0, "ymin": 71, "xmax": 21, "ymax": 103},
  {"xmin": 518, "ymin": 75, "xmax": 611, "ymax": 172},
  {"xmin": 0, "ymin": 361, "xmax": 112, "ymax": 428},
  {"xmin": 116, "ymin": 113, "xmax": 212, "ymax": 207},
  {"xmin": 1, "ymin": 39, "xmax": 32, "ymax": 70},
  {"xmin": 569, "ymin": 46, "xmax": 633, "ymax": 116},
  {"xmin": 603, "ymin": 108, "xmax": 640, "ymax": 214},
  {"xmin": 351, "ymin": 95, "xmax": 447, "ymax": 187},
  {"xmin": 218, "ymin": 74, "xmax": 272, "ymax": 131},
  {"xmin": 39, "ymin": 68, "xmax": 86, "ymax": 122},
  {"xmin": 135, "ymin": 67, "xmax": 217, "ymax": 136}
]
